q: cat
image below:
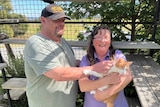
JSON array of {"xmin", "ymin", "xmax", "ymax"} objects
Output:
[{"xmin": 83, "ymin": 57, "xmax": 133, "ymax": 94}]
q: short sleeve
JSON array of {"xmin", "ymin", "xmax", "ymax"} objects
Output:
[
  {"xmin": 114, "ymin": 50, "xmax": 126, "ymax": 60},
  {"xmin": 80, "ymin": 55, "xmax": 89, "ymax": 67},
  {"xmin": 24, "ymin": 36, "xmax": 67, "ymax": 76}
]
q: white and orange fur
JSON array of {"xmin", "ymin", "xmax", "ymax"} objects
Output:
[{"xmin": 83, "ymin": 57, "xmax": 132, "ymax": 107}]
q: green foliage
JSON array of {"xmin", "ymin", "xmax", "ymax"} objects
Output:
[
  {"xmin": 0, "ymin": 0, "xmax": 28, "ymax": 38},
  {"xmin": 9, "ymin": 14, "xmax": 28, "ymax": 37},
  {"xmin": 0, "ymin": 93, "xmax": 28, "ymax": 107},
  {"xmin": 76, "ymin": 88, "xmax": 84, "ymax": 107},
  {"xmin": 77, "ymin": 32, "xmax": 85, "ymax": 41},
  {"xmin": 0, "ymin": 79, "xmax": 5, "ymax": 94},
  {"xmin": 0, "ymin": 0, "xmax": 12, "ymax": 18},
  {"xmin": 155, "ymin": 25, "xmax": 160, "ymax": 42},
  {"xmin": 5, "ymin": 55, "xmax": 25, "ymax": 78},
  {"xmin": 0, "ymin": 25, "xmax": 14, "ymax": 38},
  {"xmin": 64, "ymin": 0, "xmax": 158, "ymax": 41}
]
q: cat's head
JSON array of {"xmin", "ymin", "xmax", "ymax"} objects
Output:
[{"xmin": 115, "ymin": 58, "xmax": 132, "ymax": 70}]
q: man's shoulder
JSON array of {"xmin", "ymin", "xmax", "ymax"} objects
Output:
[
  {"xmin": 26, "ymin": 34, "xmax": 49, "ymax": 46},
  {"xmin": 27, "ymin": 34, "xmax": 41, "ymax": 42}
]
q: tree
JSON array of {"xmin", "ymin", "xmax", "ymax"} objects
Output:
[
  {"xmin": 63, "ymin": 0, "xmax": 160, "ymax": 63},
  {"xmin": 0, "ymin": 0, "xmax": 28, "ymax": 38},
  {"xmin": 9, "ymin": 14, "xmax": 28, "ymax": 37},
  {"xmin": 63, "ymin": 0, "xmax": 158, "ymax": 42}
]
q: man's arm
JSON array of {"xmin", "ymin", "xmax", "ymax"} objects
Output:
[{"xmin": 44, "ymin": 60, "xmax": 113, "ymax": 81}]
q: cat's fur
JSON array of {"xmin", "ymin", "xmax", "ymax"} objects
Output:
[{"xmin": 83, "ymin": 58, "xmax": 132, "ymax": 94}]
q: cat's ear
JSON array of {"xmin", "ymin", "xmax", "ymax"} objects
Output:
[
  {"xmin": 127, "ymin": 61, "xmax": 133, "ymax": 65},
  {"xmin": 125, "ymin": 61, "xmax": 133, "ymax": 70}
]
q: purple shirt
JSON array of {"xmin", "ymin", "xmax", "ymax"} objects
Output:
[{"xmin": 80, "ymin": 50, "xmax": 129, "ymax": 107}]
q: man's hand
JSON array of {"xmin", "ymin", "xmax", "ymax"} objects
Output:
[{"xmin": 92, "ymin": 60, "xmax": 113, "ymax": 73}]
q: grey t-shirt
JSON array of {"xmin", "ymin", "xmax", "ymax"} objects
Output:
[{"xmin": 24, "ymin": 34, "xmax": 78, "ymax": 107}]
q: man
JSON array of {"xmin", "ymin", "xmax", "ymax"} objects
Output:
[{"xmin": 24, "ymin": 3, "xmax": 120, "ymax": 107}]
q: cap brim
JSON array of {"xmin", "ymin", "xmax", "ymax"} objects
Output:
[{"xmin": 48, "ymin": 13, "xmax": 71, "ymax": 20}]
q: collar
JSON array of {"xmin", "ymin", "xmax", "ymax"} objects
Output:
[{"xmin": 94, "ymin": 51, "xmax": 110, "ymax": 61}]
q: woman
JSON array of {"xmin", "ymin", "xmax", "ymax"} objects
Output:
[{"xmin": 79, "ymin": 25, "xmax": 132, "ymax": 107}]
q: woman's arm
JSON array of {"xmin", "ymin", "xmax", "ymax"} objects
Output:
[
  {"xmin": 93, "ymin": 68, "xmax": 133, "ymax": 101},
  {"xmin": 79, "ymin": 73, "xmax": 121, "ymax": 92},
  {"xmin": 78, "ymin": 55, "xmax": 121, "ymax": 92}
]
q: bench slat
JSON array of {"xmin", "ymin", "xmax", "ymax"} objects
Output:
[
  {"xmin": 126, "ymin": 55, "xmax": 160, "ymax": 107},
  {"xmin": 135, "ymin": 55, "xmax": 160, "ymax": 101},
  {"xmin": 3, "ymin": 89, "xmax": 26, "ymax": 100},
  {"xmin": 1, "ymin": 78, "xmax": 26, "ymax": 90}
]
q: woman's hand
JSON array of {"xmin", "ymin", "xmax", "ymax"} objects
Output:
[
  {"xmin": 93, "ymin": 69, "xmax": 133, "ymax": 101},
  {"xmin": 78, "ymin": 72, "xmax": 121, "ymax": 92},
  {"xmin": 103, "ymin": 73, "xmax": 122, "ymax": 85}
]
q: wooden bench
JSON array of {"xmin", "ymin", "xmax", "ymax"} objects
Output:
[
  {"xmin": 3, "ymin": 89, "xmax": 26, "ymax": 100},
  {"xmin": 1, "ymin": 78, "xmax": 26, "ymax": 100},
  {"xmin": 0, "ymin": 63, "xmax": 13, "ymax": 107},
  {"xmin": 126, "ymin": 55, "xmax": 160, "ymax": 107}
]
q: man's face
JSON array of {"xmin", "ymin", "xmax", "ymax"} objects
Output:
[
  {"xmin": 51, "ymin": 18, "xmax": 65, "ymax": 38},
  {"xmin": 43, "ymin": 17, "xmax": 65, "ymax": 41}
]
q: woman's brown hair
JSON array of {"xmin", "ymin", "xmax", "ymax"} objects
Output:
[{"xmin": 86, "ymin": 24, "xmax": 115, "ymax": 65}]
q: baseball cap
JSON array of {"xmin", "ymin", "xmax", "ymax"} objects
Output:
[{"xmin": 41, "ymin": 4, "xmax": 71, "ymax": 20}]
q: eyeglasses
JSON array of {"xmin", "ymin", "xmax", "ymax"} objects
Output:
[{"xmin": 93, "ymin": 36, "xmax": 109, "ymax": 41}]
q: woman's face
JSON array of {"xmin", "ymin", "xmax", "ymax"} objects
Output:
[{"xmin": 92, "ymin": 29, "xmax": 111, "ymax": 56}]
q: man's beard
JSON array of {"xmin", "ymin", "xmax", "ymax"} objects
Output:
[
  {"xmin": 56, "ymin": 34, "xmax": 62, "ymax": 38},
  {"xmin": 54, "ymin": 28, "xmax": 64, "ymax": 39}
]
